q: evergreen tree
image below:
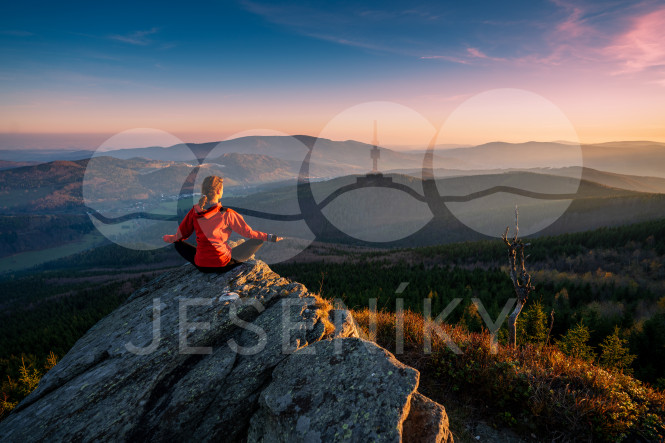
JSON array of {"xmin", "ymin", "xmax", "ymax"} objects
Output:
[
  {"xmin": 557, "ymin": 322, "xmax": 595, "ymax": 361},
  {"xmin": 599, "ymin": 326, "xmax": 636, "ymax": 373},
  {"xmin": 517, "ymin": 301, "xmax": 548, "ymax": 346},
  {"xmin": 460, "ymin": 302, "xmax": 483, "ymax": 333}
]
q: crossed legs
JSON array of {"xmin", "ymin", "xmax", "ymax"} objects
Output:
[{"xmin": 174, "ymin": 239, "xmax": 264, "ymax": 273}]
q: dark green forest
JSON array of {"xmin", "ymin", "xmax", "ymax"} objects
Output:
[
  {"xmin": 2, "ymin": 217, "xmax": 665, "ymax": 421},
  {"xmin": 0, "ymin": 259, "xmax": 171, "ymax": 417},
  {"xmin": 274, "ymin": 217, "xmax": 665, "ymax": 384}
]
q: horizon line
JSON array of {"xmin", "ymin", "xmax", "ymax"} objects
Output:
[{"xmin": 1, "ymin": 132, "xmax": 665, "ymax": 151}]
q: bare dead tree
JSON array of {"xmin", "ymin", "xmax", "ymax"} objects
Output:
[
  {"xmin": 545, "ymin": 309, "xmax": 555, "ymax": 346},
  {"xmin": 502, "ymin": 207, "xmax": 535, "ymax": 347}
]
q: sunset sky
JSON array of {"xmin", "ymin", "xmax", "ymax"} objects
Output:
[{"xmin": 1, "ymin": 0, "xmax": 664, "ymax": 149}]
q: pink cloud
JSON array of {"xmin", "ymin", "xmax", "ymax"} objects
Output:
[
  {"xmin": 513, "ymin": 2, "xmax": 665, "ymax": 83},
  {"xmin": 420, "ymin": 47, "xmax": 507, "ymax": 65},
  {"xmin": 466, "ymin": 47, "xmax": 486, "ymax": 58},
  {"xmin": 419, "ymin": 55, "xmax": 470, "ymax": 64},
  {"xmin": 604, "ymin": 7, "xmax": 665, "ymax": 74},
  {"xmin": 109, "ymin": 28, "xmax": 159, "ymax": 46},
  {"xmin": 551, "ymin": 0, "xmax": 589, "ymax": 38},
  {"xmin": 523, "ymin": 0, "xmax": 600, "ymax": 66},
  {"xmin": 466, "ymin": 47, "xmax": 506, "ymax": 62}
]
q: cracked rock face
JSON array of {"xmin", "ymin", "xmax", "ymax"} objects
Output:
[
  {"xmin": 248, "ymin": 337, "xmax": 419, "ymax": 442},
  {"xmin": 248, "ymin": 337, "xmax": 454, "ymax": 443},
  {"xmin": 0, "ymin": 260, "xmax": 452, "ymax": 443}
]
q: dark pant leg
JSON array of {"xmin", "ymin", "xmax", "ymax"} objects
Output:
[
  {"xmin": 174, "ymin": 241, "xmax": 197, "ymax": 266},
  {"xmin": 196, "ymin": 262, "xmax": 242, "ymax": 274},
  {"xmin": 230, "ymin": 238, "xmax": 264, "ymax": 263}
]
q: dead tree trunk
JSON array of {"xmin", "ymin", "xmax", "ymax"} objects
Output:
[{"xmin": 502, "ymin": 208, "xmax": 535, "ymax": 347}]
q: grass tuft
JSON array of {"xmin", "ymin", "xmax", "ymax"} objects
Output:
[{"xmin": 352, "ymin": 308, "xmax": 665, "ymax": 442}]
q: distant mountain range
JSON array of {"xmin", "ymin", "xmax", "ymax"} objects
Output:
[
  {"xmin": 1, "ymin": 136, "xmax": 664, "ymax": 179},
  {"xmin": 2, "ymin": 152, "xmax": 665, "ymax": 259},
  {"xmin": 394, "ymin": 166, "xmax": 665, "ymax": 194},
  {"xmin": 0, "ymin": 149, "xmax": 95, "ymax": 163},
  {"xmin": 1, "ymin": 160, "xmax": 664, "ymax": 214},
  {"xmin": 2, "ymin": 135, "xmax": 664, "ymax": 269},
  {"xmin": 1, "ymin": 136, "xmax": 665, "ymax": 216},
  {"xmin": 0, "ymin": 154, "xmax": 302, "ymax": 212},
  {"xmin": 0, "ymin": 160, "xmax": 39, "ymax": 170},
  {"xmin": 221, "ymin": 171, "xmax": 665, "ymax": 246},
  {"xmin": 426, "ymin": 141, "xmax": 665, "ymax": 177}
]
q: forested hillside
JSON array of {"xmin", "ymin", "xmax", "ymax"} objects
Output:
[
  {"xmin": 273, "ymin": 217, "xmax": 665, "ymax": 384},
  {"xmin": 2, "ymin": 218, "xmax": 665, "ymax": 435}
]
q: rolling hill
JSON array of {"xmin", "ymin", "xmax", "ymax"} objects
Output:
[
  {"xmin": 3, "ymin": 137, "xmax": 664, "ymax": 180},
  {"xmin": 431, "ymin": 141, "xmax": 665, "ymax": 177},
  {"xmin": 0, "ymin": 160, "xmax": 39, "ymax": 170},
  {"xmin": 394, "ymin": 166, "xmax": 665, "ymax": 195},
  {"xmin": 1, "ymin": 137, "xmax": 665, "ymax": 262}
]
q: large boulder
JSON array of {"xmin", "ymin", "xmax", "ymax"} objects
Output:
[
  {"xmin": 0, "ymin": 260, "xmax": 452, "ymax": 442},
  {"xmin": 248, "ymin": 337, "xmax": 450, "ymax": 442}
]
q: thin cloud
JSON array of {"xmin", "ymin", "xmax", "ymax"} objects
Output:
[
  {"xmin": 466, "ymin": 47, "xmax": 485, "ymax": 58},
  {"xmin": 527, "ymin": 0, "xmax": 601, "ymax": 66},
  {"xmin": 466, "ymin": 47, "xmax": 506, "ymax": 62},
  {"xmin": 357, "ymin": 9, "xmax": 396, "ymax": 20},
  {"xmin": 302, "ymin": 31, "xmax": 393, "ymax": 53},
  {"xmin": 109, "ymin": 27, "xmax": 159, "ymax": 46},
  {"xmin": 1, "ymin": 30, "xmax": 34, "ymax": 36},
  {"xmin": 550, "ymin": 0, "xmax": 590, "ymax": 38},
  {"xmin": 423, "ymin": 1, "xmax": 602, "ymax": 68},
  {"xmin": 240, "ymin": 0, "xmax": 664, "ymax": 84},
  {"xmin": 242, "ymin": 0, "xmax": 555, "ymax": 67},
  {"xmin": 77, "ymin": 50, "xmax": 125, "ymax": 62},
  {"xmin": 539, "ymin": 2, "xmax": 665, "ymax": 84},
  {"xmin": 240, "ymin": 0, "xmax": 448, "ymax": 57},
  {"xmin": 419, "ymin": 55, "xmax": 470, "ymax": 64},
  {"xmin": 420, "ymin": 47, "xmax": 506, "ymax": 65},
  {"xmin": 604, "ymin": 7, "xmax": 665, "ymax": 74},
  {"xmin": 401, "ymin": 9, "xmax": 440, "ymax": 20}
]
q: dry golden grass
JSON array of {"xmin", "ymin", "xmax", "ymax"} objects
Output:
[
  {"xmin": 352, "ymin": 308, "xmax": 665, "ymax": 442},
  {"xmin": 311, "ymin": 292, "xmax": 336, "ymax": 338}
]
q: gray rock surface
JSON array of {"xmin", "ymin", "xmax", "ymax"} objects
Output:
[
  {"xmin": 0, "ymin": 260, "xmax": 451, "ymax": 442},
  {"xmin": 328, "ymin": 308, "xmax": 360, "ymax": 339},
  {"xmin": 248, "ymin": 337, "xmax": 419, "ymax": 442},
  {"xmin": 403, "ymin": 392, "xmax": 454, "ymax": 443}
]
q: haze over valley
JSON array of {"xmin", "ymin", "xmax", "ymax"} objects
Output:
[{"xmin": 1, "ymin": 135, "xmax": 665, "ymax": 271}]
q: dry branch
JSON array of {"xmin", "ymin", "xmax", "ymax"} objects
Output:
[{"xmin": 502, "ymin": 207, "xmax": 535, "ymax": 347}]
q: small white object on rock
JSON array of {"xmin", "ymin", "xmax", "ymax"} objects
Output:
[{"xmin": 218, "ymin": 292, "xmax": 240, "ymax": 302}]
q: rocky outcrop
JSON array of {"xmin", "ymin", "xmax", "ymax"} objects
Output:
[
  {"xmin": 249, "ymin": 338, "xmax": 419, "ymax": 442},
  {"xmin": 402, "ymin": 392, "xmax": 452, "ymax": 443},
  {"xmin": 0, "ymin": 260, "xmax": 452, "ymax": 442}
]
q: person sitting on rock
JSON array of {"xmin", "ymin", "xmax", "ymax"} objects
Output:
[{"xmin": 163, "ymin": 175, "xmax": 282, "ymax": 273}]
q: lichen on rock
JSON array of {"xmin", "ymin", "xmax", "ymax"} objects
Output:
[{"xmin": 0, "ymin": 260, "xmax": 452, "ymax": 442}]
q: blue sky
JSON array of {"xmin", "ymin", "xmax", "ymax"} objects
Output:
[{"xmin": 1, "ymin": 0, "xmax": 664, "ymax": 148}]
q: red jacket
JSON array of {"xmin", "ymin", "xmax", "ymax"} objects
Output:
[{"xmin": 175, "ymin": 204, "xmax": 268, "ymax": 267}]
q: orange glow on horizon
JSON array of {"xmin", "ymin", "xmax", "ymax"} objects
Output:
[{"xmin": 2, "ymin": 85, "xmax": 665, "ymax": 147}]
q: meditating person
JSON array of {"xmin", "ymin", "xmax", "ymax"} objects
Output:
[{"xmin": 163, "ymin": 175, "xmax": 282, "ymax": 273}]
